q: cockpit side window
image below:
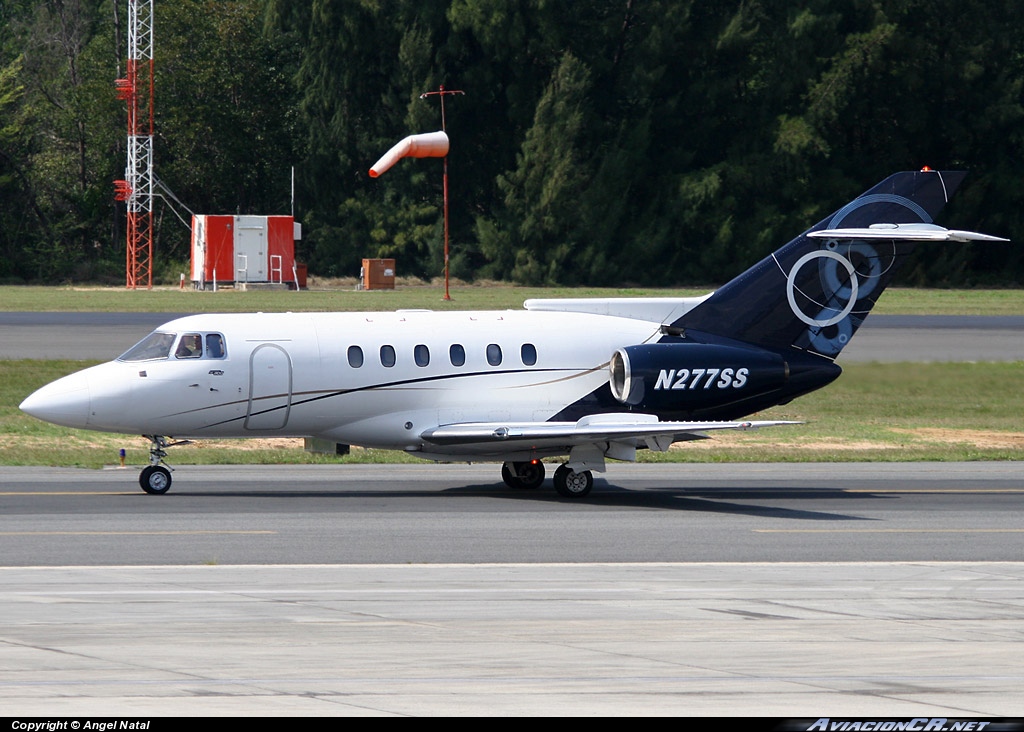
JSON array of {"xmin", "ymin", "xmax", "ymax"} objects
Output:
[
  {"xmin": 175, "ymin": 334, "xmax": 203, "ymax": 359},
  {"xmin": 118, "ymin": 332, "xmax": 176, "ymax": 362},
  {"xmin": 205, "ymin": 333, "xmax": 227, "ymax": 359}
]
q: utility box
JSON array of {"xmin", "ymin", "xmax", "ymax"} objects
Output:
[
  {"xmin": 191, "ymin": 215, "xmax": 303, "ymax": 289},
  {"xmin": 361, "ymin": 258, "xmax": 395, "ymax": 290}
]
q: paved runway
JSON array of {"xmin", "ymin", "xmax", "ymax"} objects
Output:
[
  {"xmin": 2, "ymin": 312, "xmax": 1024, "ymax": 361},
  {"xmin": 2, "ymin": 463, "xmax": 1023, "ymax": 565}
]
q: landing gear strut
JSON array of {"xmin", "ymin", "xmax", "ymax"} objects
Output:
[
  {"xmin": 501, "ymin": 460, "xmax": 546, "ymax": 490},
  {"xmin": 553, "ymin": 464, "xmax": 593, "ymax": 498},
  {"xmin": 139, "ymin": 435, "xmax": 188, "ymax": 495}
]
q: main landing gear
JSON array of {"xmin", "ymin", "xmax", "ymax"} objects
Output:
[
  {"xmin": 139, "ymin": 435, "xmax": 189, "ymax": 495},
  {"xmin": 553, "ymin": 464, "xmax": 593, "ymax": 498},
  {"xmin": 500, "ymin": 460, "xmax": 594, "ymax": 498},
  {"xmin": 501, "ymin": 460, "xmax": 546, "ymax": 490}
]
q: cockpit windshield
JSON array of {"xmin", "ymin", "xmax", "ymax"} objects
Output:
[
  {"xmin": 118, "ymin": 331, "xmax": 227, "ymax": 362},
  {"xmin": 118, "ymin": 332, "xmax": 176, "ymax": 362}
]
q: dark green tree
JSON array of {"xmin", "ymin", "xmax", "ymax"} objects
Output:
[
  {"xmin": 5, "ymin": 0, "xmax": 123, "ymax": 281},
  {"xmin": 155, "ymin": 0, "xmax": 302, "ymax": 264}
]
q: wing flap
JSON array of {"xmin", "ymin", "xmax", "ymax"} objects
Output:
[{"xmin": 419, "ymin": 413, "xmax": 799, "ymax": 450}]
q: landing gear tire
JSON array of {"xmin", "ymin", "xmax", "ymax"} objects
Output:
[
  {"xmin": 553, "ymin": 464, "xmax": 593, "ymax": 499},
  {"xmin": 140, "ymin": 465, "xmax": 172, "ymax": 495},
  {"xmin": 501, "ymin": 461, "xmax": 545, "ymax": 490}
]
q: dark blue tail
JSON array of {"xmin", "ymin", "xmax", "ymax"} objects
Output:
[{"xmin": 674, "ymin": 170, "xmax": 967, "ymax": 359}]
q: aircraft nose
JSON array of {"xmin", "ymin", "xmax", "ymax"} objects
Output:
[{"xmin": 20, "ymin": 369, "xmax": 92, "ymax": 429}]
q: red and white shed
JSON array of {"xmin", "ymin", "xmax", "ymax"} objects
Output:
[{"xmin": 191, "ymin": 215, "xmax": 302, "ymax": 289}]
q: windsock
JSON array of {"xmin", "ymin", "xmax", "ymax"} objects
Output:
[{"xmin": 369, "ymin": 130, "xmax": 449, "ymax": 178}]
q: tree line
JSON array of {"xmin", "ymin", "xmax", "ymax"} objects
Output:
[{"xmin": 1, "ymin": 0, "xmax": 1022, "ymax": 286}]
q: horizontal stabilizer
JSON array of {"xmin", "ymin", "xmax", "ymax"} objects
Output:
[{"xmin": 809, "ymin": 223, "xmax": 1009, "ymax": 242}]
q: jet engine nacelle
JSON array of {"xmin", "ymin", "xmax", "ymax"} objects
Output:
[{"xmin": 609, "ymin": 342, "xmax": 788, "ymax": 410}]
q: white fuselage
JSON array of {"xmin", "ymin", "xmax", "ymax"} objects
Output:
[{"xmin": 24, "ymin": 310, "xmax": 663, "ymax": 453}]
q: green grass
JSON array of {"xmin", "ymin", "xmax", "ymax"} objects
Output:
[
  {"xmin": 665, "ymin": 361, "xmax": 1024, "ymax": 462},
  {"xmin": 3, "ymin": 360, "xmax": 1021, "ymax": 468},
  {"xmin": 1, "ymin": 283, "xmax": 1022, "ymax": 315}
]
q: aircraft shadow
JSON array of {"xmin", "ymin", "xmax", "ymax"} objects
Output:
[
  {"xmin": 123, "ymin": 480, "xmax": 888, "ymax": 522},
  {"xmin": 449, "ymin": 480, "xmax": 887, "ymax": 521}
]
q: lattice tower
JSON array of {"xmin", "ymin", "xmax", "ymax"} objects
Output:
[{"xmin": 114, "ymin": 0, "xmax": 154, "ymax": 289}]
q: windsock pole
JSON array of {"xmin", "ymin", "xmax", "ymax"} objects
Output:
[
  {"xmin": 420, "ymin": 86, "xmax": 464, "ymax": 301},
  {"xmin": 442, "ymin": 154, "xmax": 450, "ymax": 300}
]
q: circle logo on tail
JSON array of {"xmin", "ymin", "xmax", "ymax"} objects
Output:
[{"xmin": 785, "ymin": 249, "xmax": 859, "ymax": 327}]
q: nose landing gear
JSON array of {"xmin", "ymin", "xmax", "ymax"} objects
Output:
[
  {"xmin": 139, "ymin": 435, "xmax": 190, "ymax": 494},
  {"xmin": 140, "ymin": 464, "xmax": 172, "ymax": 494}
]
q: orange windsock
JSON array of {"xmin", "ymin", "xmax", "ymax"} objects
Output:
[{"xmin": 369, "ymin": 131, "xmax": 449, "ymax": 178}]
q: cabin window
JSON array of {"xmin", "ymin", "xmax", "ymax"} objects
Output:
[
  {"xmin": 118, "ymin": 332, "xmax": 176, "ymax": 362},
  {"xmin": 486, "ymin": 343, "xmax": 502, "ymax": 366},
  {"xmin": 521, "ymin": 343, "xmax": 537, "ymax": 366},
  {"xmin": 347, "ymin": 345, "xmax": 364, "ymax": 368},
  {"xmin": 414, "ymin": 344, "xmax": 430, "ymax": 367},
  {"xmin": 175, "ymin": 334, "xmax": 203, "ymax": 359},
  {"xmin": 206, "ymin": 333, "xmax": 227, "ymax": 359},
  {"xmin": 380, "ymin": 345, "xmax": 396, "ymax": 368},
  {"xmin": 449, "ymin": 344, "xmax": 465, "ymax": 367}
]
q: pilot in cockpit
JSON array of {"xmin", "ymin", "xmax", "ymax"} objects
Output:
[{"xmin": 175, "ymin": 334, "xmax": 202, "ymax": 359}]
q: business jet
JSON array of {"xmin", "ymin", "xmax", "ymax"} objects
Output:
[{"xmin": 20, "ymin": 169, "xmax": 1007, "ymax": 497}]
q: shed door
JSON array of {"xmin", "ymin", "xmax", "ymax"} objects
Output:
[{"xmin": 235, "ymin": 215, "xmax": 267, "ymax": 282}]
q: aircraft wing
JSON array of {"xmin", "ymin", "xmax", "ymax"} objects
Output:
[
  {"xmin": 419, "ymin": 413, "xmax": 799, "ymax": 452},
  {"xmin": 808, "ymin": 223, "xmax": 1009, "ymax": 242}
]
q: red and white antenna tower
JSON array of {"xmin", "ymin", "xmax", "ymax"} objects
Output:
[{"xmin": 114, "ymin": 0, "xmax": 155, "ymax": 290}]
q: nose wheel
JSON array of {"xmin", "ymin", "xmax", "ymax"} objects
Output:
[
  {"xmin": 140, "ymin": 465, "xmax": 172, "ymax": 494},
  {"xmin": 139, "ymin": 435, "xmax": 187, "ymax": 494}
]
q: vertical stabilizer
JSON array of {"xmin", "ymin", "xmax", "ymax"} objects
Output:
[{"xmin": 673, "ymin": 170, "xmax": 967, "ymax": 358}]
